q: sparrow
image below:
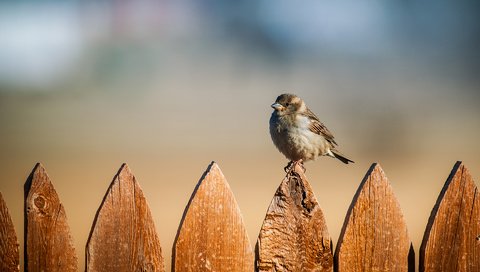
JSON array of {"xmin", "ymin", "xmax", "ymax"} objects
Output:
[{"xmin": 269, "ymin": 93, "xmax": 354, "ymax": 170}]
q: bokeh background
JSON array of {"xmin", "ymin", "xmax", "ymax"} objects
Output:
[{"xmin": 1, "ymin": 1, "xmax": 479, "ymax": 270}]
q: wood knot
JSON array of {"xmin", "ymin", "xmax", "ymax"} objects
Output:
[
  {"xmin": 34, "ymin": 195, "xmax": 46, "ymax": 209},
  {"xmin": 31, "ymin": 194, "xmax": 49, "ymax": 215}
]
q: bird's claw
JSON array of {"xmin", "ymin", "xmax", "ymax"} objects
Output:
[
  {"xmin": 284, "ymin": 160, "xmax": 306, "ymax": 173},
  {"xmin": 284, "ymin": 161, "xmax": 294, "ymax": 173}
]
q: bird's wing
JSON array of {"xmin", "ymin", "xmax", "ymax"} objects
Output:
[{"xmin": 302, "ymin": 108, "xmax": 338, "ymax": 146}]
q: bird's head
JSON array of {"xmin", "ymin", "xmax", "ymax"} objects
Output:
[{"xmin": 271, "ymin": 93, "xmax": 305, "ymax": 115}]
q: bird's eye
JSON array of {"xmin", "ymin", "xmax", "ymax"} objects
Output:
[{"xmin": 285, "ymin": 103, "xmax": 289, "ymax": 107}]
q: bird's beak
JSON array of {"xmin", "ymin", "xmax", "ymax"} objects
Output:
[{"xmin": 271, "ymin": 103, "xmax": 284, "ymax": 111}]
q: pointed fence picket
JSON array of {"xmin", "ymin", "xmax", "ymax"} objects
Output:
[
  {"xmin": 86, "ymin": 163, "xmax": 165, "ymax": 272},
  {"xmin": 0, "ymin": 192, "xmax": 19, "ymax": 271},
  {"xmin": 256, "ymin": 162, "xmax": 332, "ymax": 271},
  {"xmin": 420, "ymin": 161, "xmax": 480, "ymax": 271},
  {"xmin": 24, "ymin": 163, "xmax": 77, "ymax": 272},
  {"xmin": 334, "ymin": 163, "xmax": 414, "ymax": 272},
  {"xmin": 173, "ymin": 162, "xmax": 254, "ymax": 271},
  {"xmin": 0, "ymin": 161, "xmax": 478, "ymax": 271}
]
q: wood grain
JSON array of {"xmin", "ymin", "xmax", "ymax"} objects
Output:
[
  {"xmin": 24, "ymin": 163, "xmax": 77, "ymax": 271},
  {"xmin": 173, "ymin": 161, "xmax": 253, "ymax": 272},
  {"xmin": 419, "ymin": 161, "xmax": 480, "ymax": 271},
  {"xmin": 256, "ymin": 163, "xmax": 333, "ymax": 271},
  {"xmin": 86, "ymin": 163, "xmax": 164, "ymax": 272},
  {"xmin": 334, "ymin": 163, "xmax": 412, "ymax": 272},
  {"xmin": 0, "ymin": 191, "xmax": 19, "ymax": 271}
]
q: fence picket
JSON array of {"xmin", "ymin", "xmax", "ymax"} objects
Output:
[
  {"xmin": 0, "ymin": 192, "xmax": 19, "ymax": 271},
  {"xmin": 256, "ymin": 163, "xmax": 333, "ymax": 271},
  {"xmin": 334, "ymin": 163, "xmax": 413, "ymax": 272},
  {"xmin": 419, "ymin": 161, "xmax": 480, "ymax": 271},
  {"xmin": 24, "ymin": 163, "xmax": 77, "ymax": 271},
  {"xmin": 173, "ymin": 161, "xmax": 253, "ymax": 271},
  {"xmin": 86, "ymin": 163, "xmax": 164, "ymax": 272}
]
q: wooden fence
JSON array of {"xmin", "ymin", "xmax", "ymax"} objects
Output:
[{"xmin": 0, "ymin": 161, "xmax": 479, "ymax": 271}]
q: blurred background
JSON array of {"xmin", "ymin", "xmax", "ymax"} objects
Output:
[{"xmin": 0, "ymin": 0, "xmax": 479, "ymax": 270}]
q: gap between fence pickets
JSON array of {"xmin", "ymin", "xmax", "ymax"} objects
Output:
[{"xmin": 0, "ymin": 161, "xmax": 478, "ymax": 271}]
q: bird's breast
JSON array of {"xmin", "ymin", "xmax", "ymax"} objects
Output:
[{"xmin": 270, "ymin": 114, "xmax": 329, "ymax": 161}]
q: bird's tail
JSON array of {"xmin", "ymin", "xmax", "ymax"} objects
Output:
[{"xmin": 331, "ymin": 150, "xmax": 354, "ymax": 164}]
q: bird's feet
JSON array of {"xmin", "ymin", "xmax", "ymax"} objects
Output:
[
  {"xmin": 284, "ymin": 160, "xmax": 306, "ymax": 173},
  {"xmin": 284, "ymin": 161, "xmax": 294, "ymax": 172}
]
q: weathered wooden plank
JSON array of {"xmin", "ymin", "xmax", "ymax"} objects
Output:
[
  {"xmin": 173, "ymin": 161, "xmax": 253, "ymax": 272},
  {"xmin": 24, "ymin": 163, "xmax": 77, "ymax": 271},
  {"xmin": 86, "ymin": 163, "xmax": 164, "ymax": 272},
  {"xmin": 334, "ymin": 163, "xmax": 412, "ymax": 272},
  {"xmin": 420, "ymin": 161, "xmax": 480, "ymax": 271},
  {"xmin": 256, "ymin": 162, "xmax": 333, "ymax": 271},
  {"xmin": 0, "ymin": 191, "xmax": 19, "ymax": 271}
]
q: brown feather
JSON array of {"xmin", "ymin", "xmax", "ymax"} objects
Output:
[{"xmin": 301, "ymin": 108, "xmax": 338, "ymax": 146}]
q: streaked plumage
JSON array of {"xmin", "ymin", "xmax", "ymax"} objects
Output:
[{"xmin": 269, "ymin": 93, "xmax": 353, "ymax": 165}]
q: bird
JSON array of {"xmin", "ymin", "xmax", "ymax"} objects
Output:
[{"xmin": 269, "ymin": 93, "xmax": 353, "ymax": 171}]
